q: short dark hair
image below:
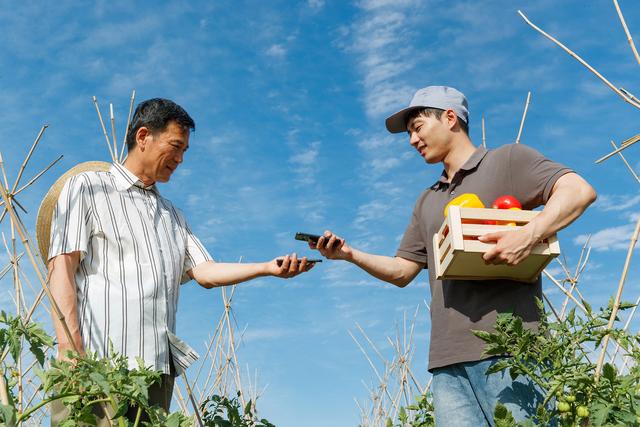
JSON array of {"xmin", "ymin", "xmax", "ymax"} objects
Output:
[
  {"xmin": 126, "ymin": 98, "xmax": 195, "ymax": 151},
  {"xmin": 406, "ymin": 107, "xmax": 469, "ymax": 135}
]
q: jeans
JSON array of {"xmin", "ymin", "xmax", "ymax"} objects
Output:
[{"xmin": 431, "ymin": 357, "xmax": 547, "ymax": 426}]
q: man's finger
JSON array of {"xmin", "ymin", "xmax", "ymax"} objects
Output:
[
  {"xmin": 478, "ymin": 232, "xmax": 501, "ymax": 243},
  {"xmin": 288, "ymin": 254, "xmax": 298, "ymax": 274},
  {"xmin": 298, "ymin": 257, "xmax": 308, "ymax": 273},
  {"xmin": 280, "ymin": 255, "xmax": 291, "ymax": 271},
  {"xmin": 326, "ymin": 235, "xmax": 336, "ymax": 250},
  {"xmin": 482, "ymin": 248, "xmax": 498, "ymax": 264}
]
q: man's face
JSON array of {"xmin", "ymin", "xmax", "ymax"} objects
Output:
[
  {"xmin": 142, "ymin": 121, "xmax": 190, "ymax": 183},
  {"xmin": 406, "ymin": 113, "xmax": 451, "ymax": 164}
]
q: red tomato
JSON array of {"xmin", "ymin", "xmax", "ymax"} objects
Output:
[{"xmin": 492, "ymin": 195, "xmax": 522, "ymax": 210}]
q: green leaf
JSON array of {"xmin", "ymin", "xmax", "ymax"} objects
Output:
[
  {"xmin": 0, "ymin": 403, "xmax": 16, "ymax": 426},
  {"xmin": 602, "ymin": 363, "xmax": 616, "ymax": 383},
  {"xmin": 494, "ymin": 402, "xmax": 516, "ymax": 427}
]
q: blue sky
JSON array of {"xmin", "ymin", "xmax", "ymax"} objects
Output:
[{"xmin": 1, "ymin": 1, "xmax": 640, "ymax": 426}]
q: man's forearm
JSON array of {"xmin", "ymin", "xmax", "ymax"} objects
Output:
[
  {"xmin": 347, "ymin": 249, "xmax": 421, "ymax": 287},
  {"xmin": 191, "ymin": 262, "xmax": 270, "ymax": 288},
  {"xmin": 48, "ymin": 254, "xmax": 84, "ymax": 356},
  {"xmin": 527, "ymin": 173, "xmax": 596, "ymax": 242}
]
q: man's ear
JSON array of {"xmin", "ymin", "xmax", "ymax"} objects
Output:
[
  {"xmin": 444, "ymin": 109, "xmax": 458, "ymax": 131},
  {"xmin": 136, "ymin": 127, "xmax": 152, "ymax": 152}
]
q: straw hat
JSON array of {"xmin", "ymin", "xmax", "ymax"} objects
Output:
[{"xmin": 35, "ymin": 161, "xmax": 111, "ymax": 263}]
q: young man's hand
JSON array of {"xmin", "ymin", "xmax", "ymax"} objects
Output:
[
  {"xmin": 478, "ymin": 226, "xmax": 537, "ymax": 266},
  {"xmin": 311, "ymin": 230, "xmax": 352, "ymax": 261},
  {"xmin": 268, "ymin": 253, "xmax": 314, "ymax": 278}
]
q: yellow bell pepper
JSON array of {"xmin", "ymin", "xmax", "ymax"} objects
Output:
[{"xmin": 443, "ymin": 193, "xmax": 484, "ymax": 217}]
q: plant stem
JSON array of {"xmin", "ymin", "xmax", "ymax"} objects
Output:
[{"xmin": 133, "ymin": 406, "xmax": 142, "ymax": 427}]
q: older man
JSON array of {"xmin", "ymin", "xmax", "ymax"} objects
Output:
[
  {"xmin": 312, "ymin": 86, "xmax": 596, "ymax": 425},
  {"xmin": 48, "ymin": 98, "xmax": 311, "ymax": 424}
]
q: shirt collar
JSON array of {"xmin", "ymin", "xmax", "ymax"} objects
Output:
[
  {"xmin": 110, "ymin": 163, "xmax": 158, "ymax": 193},
  {"xmin": 432, "ymin": 146, "xmax": 488, "ymax": 189}
]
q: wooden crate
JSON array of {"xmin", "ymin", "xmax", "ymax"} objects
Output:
[{"xmin": 432, "ymin": 206, "xmax": 560, "ymax": 282}]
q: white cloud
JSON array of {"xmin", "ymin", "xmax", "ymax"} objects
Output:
[
  {"xmin": 289, "ymin": 142, "xmax": 320, "ymax": 166},
  {"xmin": 592, "ymin": 193, "xmax": 640, "ymax": 212},
  {"xmin": 349, "ymin": 3, "xmax": 418, "ymax": 119},
  {"xmin": 241, "ymin": 327, "xmax": 290, "ymax": 342},
  {"xmin": 353, "ymin": 200, "xmax": 391, "ymax": 230},
  {"xmin": 370, "ymin": 157, "xmax": 400, "ymax": 172},
  {"xmin": 307, "ymin": 0, "xmax": 325, "ymax": 10},
  {"xmin": 574, "ymin": 222, "xmax": 637, "ymax": 251},
  {"xmin": 265, "ymin": 44, "xmax": 286, "ymax": 58},
  {"xmin": 289, "ymin": 141, "xmax": 321, "ymax": 185}
]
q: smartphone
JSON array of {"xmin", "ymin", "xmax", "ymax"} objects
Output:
[
  {"xmin": 295, "ymin": 232, "xmax": 323, "ymax": 244},
  {"xmin": 276, "ymin": 258, "xmax": 323, "ymax": 267},
  {"xmin": 295, "ymin": 232, "xmax": 343, "ymax": 246}
]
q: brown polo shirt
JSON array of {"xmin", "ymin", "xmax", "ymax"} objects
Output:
[{"xmin": 396, "ymin": 143, "xmax": 572, "ymax": 371}]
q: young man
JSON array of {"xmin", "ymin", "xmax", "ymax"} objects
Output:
[
  {"xmin": 47, "ymin": 98, "xmax": 313, "ymax": 424},
  {"xmin": 312, "ymin": 86, "xmax": 596, "ymax": 425}
]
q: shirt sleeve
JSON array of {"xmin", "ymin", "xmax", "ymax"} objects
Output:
[
  {"xmin": 508, "ymin": 143, "xmax": 574, "ymax": 209},
  {"xmin": 181, "ymin": 222, "xmax": 213, "ymax": 284},
  {"xmin": 395, "ymin": 198, "xmax": 428, "ymax": 267},
  {"xmin": 48, "ymin": 174, "xmax": 92, "ymax": 262}
]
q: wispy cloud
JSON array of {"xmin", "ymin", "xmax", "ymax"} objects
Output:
[
  {"xmin": 349, "ymin": 2, "xmax": 418, "ymax": 119},
  {"xmin": 307, "ymin": 0, "xmax": 325, "ymax": 11},
  {"xmin": 289, "ymin": 140, "xmax": 320, "ymax": 185},
  {"xmin": 592, "ymin": 193, "xmax": 640, "ymax": 212},
  {"xmin": 265, "ymin": 44, "xmax": 287, "ymax": 58},
  {"xmin": 241, "ymin": 327, "xmax": 291, "ymax": 342},
  {"xmin": 574, "ymin": 222, "xmax": 637, "ymax": 251}
]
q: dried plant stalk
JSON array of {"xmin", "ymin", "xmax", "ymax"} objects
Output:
[
  {"xmin": 595, "ymin": 215, "xmax": 640, "ymax": 380},
  {"xmin": 518, "ymin": 10, "xmax": 640, "ymax": 110},
  {"xmin": 515, "ymin": 91, "xmax": 531, "ymax": 144}
]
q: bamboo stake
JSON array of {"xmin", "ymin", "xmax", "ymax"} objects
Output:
[
  {"xmin": 595, "ymin": 215, "xmax": 640, "ymax": 380},
  {"xmin": 0, "ymin": 374, "xmax": 8, "ymax": 406},
  {"xmin": 0, "ymin": 156, "xmax": 63, "ymax": 226},
  {"xmin": 120, "ymin": 90, "xmax": 136, "ymax": 163},
  {"xmin": 518, "ymin": 10, "xmax": 640, "ymax": 110},
  {"xmin": 515, "ymin": 91, "xmax": 531, "ymax": 144},
  {"xmin": 92, "ymin": 96, "xmax": 116, "ymax": 161},
  {"xmin": 12, "ymin": 154, "xmax": 63, "ymax": 198},
  {"xmin": 173, "ymin": 382, "xmax": 191, "ymax": 414},
  {"xmin": 0, "ymin": 180, "xmax": 78, "ymax": 352},
  {"xmin": 613, "ymin": 0, "xmax": 640, "ymax": 66},
  {"xmin": 349, "ymin": 330, "xmax": 397, "ymax": 409},
  {"xmin": 110, "ymin": 103, "xmax": 117, "ymax": 161},
  {"xmin": 10, "ymin": 125, "xmax": 48, "ymax": 195},
  {"xmin": 610, "ymin": 295, "xmax": 640, "ymax": 366},
  {"xmin": 481, "ymin": 115, "xmax": 486, "ymax": 148},
  {"xmin": 596, "ymin": 134, "xmax": 640, "ymax": 164},
  {"xmin": 0, "ymin": 153, "xmax": 11, "ymax": 191},
  {"xmin": 181, "ymin": 374, "xmax": 204, "ymax": 427},
  {"xmin": 620, "ymin": 87, "xmax": 640, "ymax": 104},
  {"xmin": 543, "ymin": 270, "xmax": 587, "ymax": 314},
  {"xmin": 610, "ymin": 140, "xmax": 640, "ymax": 184}
]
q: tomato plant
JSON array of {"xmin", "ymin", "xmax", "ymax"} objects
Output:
[{"xmin": 474, "ymin": 298, "xmax": 640, "ymax": 426}]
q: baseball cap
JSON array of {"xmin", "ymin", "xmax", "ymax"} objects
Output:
[{"xmin": 385, "ymin": 86, "xmax": 469, "ymax": 133}]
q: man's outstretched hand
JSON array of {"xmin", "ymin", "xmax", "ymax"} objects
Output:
[
  {"xmin": 311, "ymin": 230, "xmax": 352, "ymax": 261},
  {"xmin": 268, "ymin": 253, "xmax": 315, "ymax": 278}
]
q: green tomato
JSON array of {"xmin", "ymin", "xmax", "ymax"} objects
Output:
[
  {"xmin": 576, "ymin": 406, "xmax": 589, "ymax": 418},
  {"xmin": 565, "ymin": 395, "xmax": 576, "ymax": 403},
  {"xmin": 557, "ymin": 402, "xmax": 571, "ymax": 413}
]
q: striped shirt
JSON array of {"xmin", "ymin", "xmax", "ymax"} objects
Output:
[{"xmin": 49, "ymin": 162, "xmax": 212, "ymax": 374}]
